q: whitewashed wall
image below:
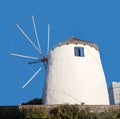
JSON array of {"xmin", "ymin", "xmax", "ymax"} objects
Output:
[{"xmin": 43, "ymin": 43, "xmax": 109, "ymax": 105}]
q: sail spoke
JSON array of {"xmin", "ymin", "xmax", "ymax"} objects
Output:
[
  {"xmin": 11, "ymin": 53, "xmax": 39, "ymax": 60},
  {"xmin": 47, "ymin": 24, "xmax": 50, "ymax": 55},
  {"xmin": 22, "ymin": 66, "xmax": 42, "ymax": 88},
  {"xmin": 15, "ymin": 23, "xmax": 43, "ymax": 56},
  {"xmin": 28, "ymin": 59, "xmax": 42, "ymax": 64},
  {"xmin": 32, "ymin": 15, "xmax": 41, "ymax": 51}
]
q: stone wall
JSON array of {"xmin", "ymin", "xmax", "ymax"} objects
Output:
[{"xmin": 19, "ymin": 104, "xmax": 120, "ymax": 113}]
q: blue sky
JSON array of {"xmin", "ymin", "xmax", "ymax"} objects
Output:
[{"xmin": 0, "ymin": 0, "xmax": 120, "ymax": 106}]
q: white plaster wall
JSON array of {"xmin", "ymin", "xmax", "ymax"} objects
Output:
[
  {"xmin": 110, "ymin": 82, "xmax": 120, "ymax": 105},
  {"xmin": 43, "ymin": 44, "xmax": 109, "ymax": 105}
]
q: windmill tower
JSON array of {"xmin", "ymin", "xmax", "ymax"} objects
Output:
[
  {"xmin": 11, "ymin": 15, "xmax": 109, "ymax": 105},
  {"xmin": 42, "ymin": 37, "xmax": 109, "ymax": 105}
]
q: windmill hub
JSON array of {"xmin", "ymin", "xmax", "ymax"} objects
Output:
[{"xmin": 41, "ymin": 56, "xmax": 48, "ymax": 62}]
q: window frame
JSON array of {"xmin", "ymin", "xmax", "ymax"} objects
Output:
[{"xmin": 74, "ymin": 47, "xmax": 85, "ymax": 57}]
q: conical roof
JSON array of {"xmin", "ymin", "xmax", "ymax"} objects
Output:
[{"xmin": 56, "ymin": 37, "xmax": 98, "ymax": 51}]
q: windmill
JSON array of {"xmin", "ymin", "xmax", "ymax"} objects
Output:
[
  {"xmin": 11, "ymin": 15, "xmax": 50, "ymax": 89},
  {"xmin": 11, "ymin": 15, "xmax": 109, "ymax": 105}
]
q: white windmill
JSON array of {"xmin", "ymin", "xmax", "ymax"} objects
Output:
[{"xmin": 11, "ymin": 15, "xmax": 109, "ymax": 105}]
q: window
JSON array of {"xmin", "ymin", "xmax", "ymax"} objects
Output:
[{"xmin": 74, "ymin": 47, "xmax": 84, "ymax": 57}]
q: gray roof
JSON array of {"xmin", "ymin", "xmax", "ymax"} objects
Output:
[{"xmin": 56, "ymin": 37, "xmax": 99, "ymax": 51}]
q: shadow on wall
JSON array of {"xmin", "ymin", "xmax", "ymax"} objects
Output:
[{"xmin": 108, "ymin": 87, "xmax": 115, "ymax": 105}]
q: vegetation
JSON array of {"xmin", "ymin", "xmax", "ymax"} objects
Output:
[
  {"xmin": 0, "ymin": 106, "xmax": 25, "ymax": 119},
  {"xmin": 0, "ymin": 104, "xmax": 120, "ymax": 119},
  {"xmin": 21, "ymin": 98, "xmax": 43, "ymax": 105}
]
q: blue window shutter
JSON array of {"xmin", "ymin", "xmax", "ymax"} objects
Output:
[
  {"xmin": 79, "ymin": 47, "xmax": 84, "ymax": 57},
  {"xmin": 74, "ymin": 47, "xmax": 80, "ymax": 56},
  {"xmin": 74, "ymin": 47, "xmax": 84, "ymax": 57}
]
